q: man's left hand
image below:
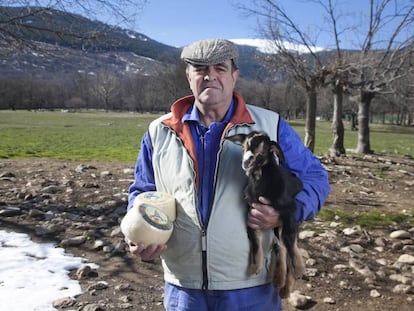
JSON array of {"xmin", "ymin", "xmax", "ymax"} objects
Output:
[{"xmin": 248, "ymin": 196, "xmax": 282, "ymax": 230}]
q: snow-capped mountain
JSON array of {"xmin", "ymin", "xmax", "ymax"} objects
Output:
[{"xmin": 230, "ymin": 38, "xmax": 327, "ymax": 54}]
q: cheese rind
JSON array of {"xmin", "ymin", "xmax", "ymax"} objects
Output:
[{"xmin": 121, "ymin": 203, "xmax": 173, "ymax": 246}]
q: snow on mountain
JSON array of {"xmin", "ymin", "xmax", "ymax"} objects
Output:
[{"xmin": 230, "ymin": 38, "xmax": 327, "ymax": 54}]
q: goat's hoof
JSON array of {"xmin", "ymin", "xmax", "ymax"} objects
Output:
[{"xmin": 249, "ymin": 263, "xmax": 262, "ymax": 275}]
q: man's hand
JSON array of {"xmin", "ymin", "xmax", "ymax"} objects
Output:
[
  {"xmin": 248, "ymin": 196, "xmax": 282, "ymax": 230},
  {"xmin": 126, "ymin": 239, "xmax": 167, "ymax": 261}
]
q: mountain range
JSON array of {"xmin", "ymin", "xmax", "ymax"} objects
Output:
[{"xmin": 0, "ymin": 6, "xmax": 324, "ymax": 80}]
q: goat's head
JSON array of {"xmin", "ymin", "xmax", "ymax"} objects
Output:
[{"xmin": 226, "ymin": 131, "xmax": 285, "ymax": 179}]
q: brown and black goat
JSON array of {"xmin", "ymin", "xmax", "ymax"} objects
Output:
[{"xmin": 227, "ymin": 131, "xmax": 305, "ymax": 298}]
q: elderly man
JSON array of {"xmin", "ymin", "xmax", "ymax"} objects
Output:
[{"xmin": 127, "ymin": 38, "xmax": 330, "ymax": 310}]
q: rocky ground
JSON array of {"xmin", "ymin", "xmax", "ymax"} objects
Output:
[{"xmin": 0, "ymin": 154, "xmax": 413, "ymax": 311}]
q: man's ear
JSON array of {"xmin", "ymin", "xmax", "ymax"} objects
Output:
[{"xmin": 232, "ymin": 69, "xmax": 240, "ymax": 84}]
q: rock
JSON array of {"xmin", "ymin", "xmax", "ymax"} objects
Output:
[
  {"xmin": 76, "ymin": 265, "xmax": 98, "ymax": 279},
  {"xmin": 390, "ymin": 230, "xmax": 411, "ymax": 239},
  {"xmin": 323, "ymin": 297, "xmax": 336, "ymax": 304},
  {"xmin": 376, "ymin": 258, "xmax": 389, "ymax": 266},
  {"xmin": 288, "ymin": 290, "xmax": 312, "ymax": 308},
  {"xmin": 123, "ymin": 168, "xmax": 134, "ymax": 175},
  {"xmin": 82, "ymin": 303, "xmax": 106, "ymax": 311},
  {"xmin": 370, "ymin": 289, "xmax": 381, "ymax": 298},
  {"xmin": 343, "ymin": 226, "xmax": 362, "ymax": 236},
  {"xmin": 60, "ymin": 235, "xmax": 86, "ymax": 247},
  {"xmin": 41, "ymin": 185, "xmax": 63, "ymax": 194},
  {"xmin": 299, "ymin": 230, "xmax": 316, "ymax": 239},
  {"xmin": 28, "ymin": 208, "xmax": 45, "ymax": 218},
  {"xmin": 349, "ymin": 259, "xmax": 375, "ymax": 278},
  {"xmin": 333, "ymin": 264, "xmax": 348, "ymax": 271},
  {"xmin": 75, "ymin": 164, "xmax": 96, "ymax": 173},
  {"xmin": 393, "ymin": 284, "xmax": 413, "ymax": 294},
  {"xmin": 340, "ymin": 244, "xmax": 365, "ymax": 254},
  {"xmin": 374, "ymin": 237, "xmax": 387, "ymax": 247},
  {"xmin": 305, "ymin": 268, "xmax": 318, "ymax": 277},
  {"xmin": 100, "ymin": 170, "xmax": 112, "ymax": 177},
  {"xmin": 92, "ymin": 239, "xmax": 107, "ymax": 250},
  {"xmin": 0, "ymin": 206, "xmax": 22, "ymax": 217},
  {"xmin": 389, "ymin": 274, "xmax": 411, "ymax": 284},
  {"xmin": 329, "ymin": 221, "xmax": 341, "ymax": 228},
  {"xmin": 119, "ymin": 295, "xmax": 131, "ymax": 303},
  {"xmin": 87, "ymin": 281, "xmax": 109, "ymax": 291},
  {"xmin": 0, "ymin": 171, "xmax": 16, "ymax": 181},
  {"xmin": 398, "ymin": 254, "xmax": 414, "ymax": 264},
  {"xmin": 115, "ymin": 283, "xmax": 133, "ymax": 292},
  {"xmin": 52, "ymin": 296, "xmax": 76, "ymax": 308}
]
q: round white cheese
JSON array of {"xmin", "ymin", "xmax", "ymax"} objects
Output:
[
  {"xmin": 121, "ymin": 203, "xmax": 173, "ymax": 246},
  {"xmin": 134, "ymin": 191, "xmax": 176, "ymax": 221}
]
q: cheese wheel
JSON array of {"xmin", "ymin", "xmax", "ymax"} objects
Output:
[
  {"xmin": 121, "ymin": 203, "xmax": 173, "ymax": 246},
  {"xmin": 134, "ymin": 191, "xmax": 176, "ymax": 221}
]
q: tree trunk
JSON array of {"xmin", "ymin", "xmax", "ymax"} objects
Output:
[
  {"xmin": 355, "ymin": 90, "xmax": 374, "ymax": 154},
  {"xmin": 304, "ymin": 82, "xmax": 317, "ymax": 152},
  {"xmin": 330, "ymin": 86, "xmax": 346, "ymax": 156}
]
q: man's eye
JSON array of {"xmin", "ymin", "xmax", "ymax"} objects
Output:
[
  {"xmin": 194, "ymin": 67, "xmax": 206, "ymax": 73},
  {"xmin": 216, "ymin": 66, "xmax": 227, "ymax": 72}
]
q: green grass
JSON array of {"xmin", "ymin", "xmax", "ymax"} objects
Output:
[
  {"xmin": 0, "ymin": 110, "xmax": 159, "ymax": 162},
  {"xmin": 291, "ymin": 120, "xmax": 414, "ymax": 157},
  {"xmin": 318, "ymin": 207, "xmax": 414, "ymax": 228},
  {"xmin": 0, "ymin": 111, "xmax": 413, "ymax": 161}
]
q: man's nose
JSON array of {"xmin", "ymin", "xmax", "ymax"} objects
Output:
[{"xmin": 204, "ymin": 67, "xmax": 217, "ymax": 80}]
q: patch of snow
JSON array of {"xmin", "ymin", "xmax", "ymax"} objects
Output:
[{"xmin": 0, "ymin": 230, "xmax": 97, "ymax": 311}]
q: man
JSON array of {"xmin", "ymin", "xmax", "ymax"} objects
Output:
[{"xmin": 127, "ymin": 38, "xmax": 330, "ymax": 310}]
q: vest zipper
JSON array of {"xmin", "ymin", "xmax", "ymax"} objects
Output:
[{"xmin": 201, "ymin": 228, "xmax": 208, "ymax": 290}]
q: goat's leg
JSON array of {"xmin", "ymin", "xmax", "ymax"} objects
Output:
[
  {"xmin": 271, "ymin": 228, "xmax": 287, "ymax": 289},
  {"xmin": 293, "ymin": 238, "xmax": 305, "ymax": 277},
  {"xmin": 247, "ymin": 227, "xmax": 263, "ymax": 274}
]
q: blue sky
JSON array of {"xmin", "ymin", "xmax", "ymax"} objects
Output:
[{"xmin": 131, "ymin": 0, "xmax": 412, "ymax": 49}]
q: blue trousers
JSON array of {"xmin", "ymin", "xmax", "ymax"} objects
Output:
[{"xmin": 164, "ymin": 283, "xmax": 282, "ymax": 311}]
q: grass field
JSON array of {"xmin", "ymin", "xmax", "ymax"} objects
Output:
[{"xmin": 0, "ymin": 110, "xmax": 413, "ymax": 161}]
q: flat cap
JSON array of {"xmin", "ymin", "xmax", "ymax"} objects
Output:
[{"xmin": 180, "ymin": 38, "xmax": 239, "ymax": 67}]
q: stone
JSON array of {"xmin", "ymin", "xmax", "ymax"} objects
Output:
[
  {"xmin": 323, "ymin": 297, "xmax": 336, "ymax": 304},
  {"xmin": 393, "ymin": 284, "xmax": 413, "ymax": 294},
  {"xmin": 60, "ymin": 235, "xmax": 86, "ymax": 247},
  {"xmin": 288, "ymin": 290, "xmax": 311, "ymax": 308},
  {"xmin": 0, "ymin": 206, "xmax": 22, "ymax": 217},
  {"xmin": 370, "ymin": 289, "xmax": 381, "ymax": 298},
  {"xmin": 398, "ymin": 254, "xmax": 414, "ymax": 264},
  {"xmin": 299, "ymin": 230, "xmax": 316, "ymax": 239},
  {"xmin": 390, "ymin": 230, "xmax": 411, "ymax": 239},
  {"xmin": 52, "ymin": 296, "xmax": 76, "ymax": 308}
]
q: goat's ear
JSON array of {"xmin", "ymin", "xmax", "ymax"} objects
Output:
[
  {"xmin": 270, "ymin": 141, "xmax": 285, "ymax": 162},
  {"xmin": 226, "ymin": 134, "xmax": 247, "ymax": 144}
]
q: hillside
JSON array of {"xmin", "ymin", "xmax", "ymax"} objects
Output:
[{"xmin": 0, "ymin": 6, "xmax": 268, "ymax": 79}]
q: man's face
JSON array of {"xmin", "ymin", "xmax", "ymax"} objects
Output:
[{"xmin": 186, "ymin": 60, "xmax": 239, "ymax": 108}]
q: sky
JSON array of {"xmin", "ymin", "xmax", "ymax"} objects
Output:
[
  {"xmin": 0, "ymin": 230, "xmax": 97, "ymax": 311},
  {"xmin": 129, "ymin": 0, "xmax": 412, "ymax": 49}
]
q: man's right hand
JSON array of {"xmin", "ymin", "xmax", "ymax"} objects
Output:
[{"xmin": 126, "ymin": 239, "xmax": 167, "ymax": 261}]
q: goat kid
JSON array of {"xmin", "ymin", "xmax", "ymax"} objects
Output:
[{"xmin": 226, "ymin": 131, "xmax": 305, "ymax": 298}]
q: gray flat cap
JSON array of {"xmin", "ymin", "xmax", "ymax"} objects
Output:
[{"xmin": 181, "ymin": 39, "xmax": 239, "ymax": 67}]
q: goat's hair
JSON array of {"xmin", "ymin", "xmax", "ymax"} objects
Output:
[{"xmin": 226, "ymin": 131, "xmax": 305, "ymax": 298}]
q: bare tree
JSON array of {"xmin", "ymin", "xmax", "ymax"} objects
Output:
[
  {"xmin": 350, "ymin": 1, "xmax": 413, "ymax": 153},
  {"xmin": 91, "ymin": 70, "xmax": 119, "ymax": 111},
  {"xmin": 236, "ymin": 0, "xmax": 330, "ymax": 152},
  {"xmin": 0, "ymin": 0, "xmax": 147, "ymax": 50},
  {"xmin": 236, "ymin": 0, "xmax": 413, "ymax": 155}
]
